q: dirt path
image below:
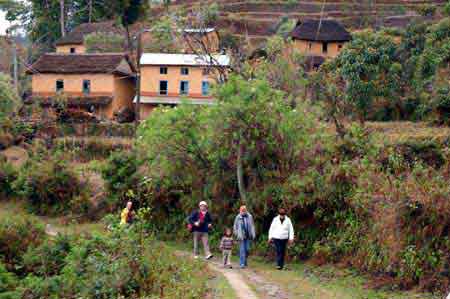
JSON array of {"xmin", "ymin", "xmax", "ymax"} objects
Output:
[
  {"xmin": 208, "ymin": 261, "xmax": 259, "ymax": 299},
  {"xmin": 207, "ymin": 257, "xmax": 290, "ymax": 299}
]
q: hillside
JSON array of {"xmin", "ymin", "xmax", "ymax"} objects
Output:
[{"xmin": 158, "ymin": 0, "xmax": 447, "ymax": 46}]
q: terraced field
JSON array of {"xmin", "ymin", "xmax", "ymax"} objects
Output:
[{"xmin": 157, "ymin": 0, "xmax": 446, "ymax": 47}]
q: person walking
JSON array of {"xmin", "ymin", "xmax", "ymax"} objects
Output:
[
  {"xmin": 233, "ymin": 205, "xmax": 256, "ymax": 269},
  {"xmin": 219, "ymin": 228, "xmax": 234, "ymax": 268},
  {"xmin": 188, "ymin": 201, "xmax": 213, "ymax": 260},
  {"xmin": 268, "ymin": 207, "xmax": 294, "ymax": 270},
  {"xmin": 120, "ymin": 201, "xmax": 135, "ymax": 226}
]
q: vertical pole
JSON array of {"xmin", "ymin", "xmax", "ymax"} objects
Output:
[
  {"xmin": 12, "ymin": 36, "xmax": 18, "ymax": 95},
  {"xmin": 60, "ymin": 0, "xmax": 65, "ymax": 37},
  {"xmin": 89, "ymin": 0, "xmax": 93, "ymax": 23},
  {"xmin": 135, "ymin": 32, "xmax": 142, "ymax": 135}
]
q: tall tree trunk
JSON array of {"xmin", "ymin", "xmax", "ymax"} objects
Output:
[
  {"xmin": 60, "ymin": 0, "xmax": 65, "ymax": 37},
  {"xmin": 88, "ymin": 0, "xmax": 93, "ymax": 23},
  {"xmin": 236, "ymin": 141, "xmax": 247, "ymax": 203}
]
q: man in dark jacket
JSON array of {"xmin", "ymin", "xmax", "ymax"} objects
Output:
[{"xmin": 188, "ymin": 201, "xmax": 213, "ymax": 259}]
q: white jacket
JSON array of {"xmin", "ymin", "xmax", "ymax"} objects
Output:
[{"xmin": 268, "ymin": 215, "xmax": 294, "ymax": 241}]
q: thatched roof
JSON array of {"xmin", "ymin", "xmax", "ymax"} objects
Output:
[
  {"xmin": 55, "ymin": 21, "xmax": 124, "ymax": 46},
  {"xmin": 26, "ymin": 53, "xmax": 135, "ymax": 76},
  {"xmin": 291, "ymin": 19, "xmax": 351, "ymax": 42}
]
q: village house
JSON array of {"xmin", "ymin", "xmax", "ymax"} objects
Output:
[
  {"xmin": 137, "ymin": 53, "xmax": 230, "ymax": 119},
  {"xmin": 55, "ymin": 21, "xmax": 124, "ymax": 54},
  {"xmin": 290, "ymin": 19, "xmax": 351, "ymax": 60},
  {"xmin": 26, "ymin": 53, "xmax": 136, "ymax": 120}
]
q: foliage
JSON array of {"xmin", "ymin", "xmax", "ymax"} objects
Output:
[
  {"xmin": 444, "ymin": 1, "xmax": 450, "ymax": 17},
  {"xmin": 101, "ymin": 150, "xmax": 138, "ymax": 209},
  {"xmin": 0, "ymin": 215, "xmax": 45, "ymax": 272},
  {"xmin": 14, "ymin": 157, "xmax": 90, "ymax": 215},
  {"xmin": 0, "ymin": 161, "xmax": 17, "ymax": 199},
  {"xmin": 252, "ymin": 36, "xmax": 308, "ymax": 100},
  {"xmin": 85, "ymin": 32, "xmax": 126, "ymax": 53},
  {"xmin": 0, "ymin": 73, "xmax": 19, "ymax": 124},
  {"xmin": 0, "ymin": 214, "xmax": 208, "ymax": 299},
  {"xmin": 319, "ymin": 31, "xmax": 401, "ymax": 124}
]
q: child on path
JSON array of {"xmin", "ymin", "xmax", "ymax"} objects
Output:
[{"xmin": 220, "ymin": 228, "xmax": 234, "ymax": 268}]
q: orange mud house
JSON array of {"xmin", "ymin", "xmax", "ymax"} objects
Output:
[
  {"xmin": 137, "ymin": 53, "xmax": 230, "ymax": 119},
  {"xmin": 290, "ymin": 19, "xmax": 351, "ymax": 68},
  {"xmin": 54, "ymin": 21, "xmax": 124, "ymax": 54},
  {"xmin": 27, "ymin": 53, "xmax": 136, "ymax": 119}
]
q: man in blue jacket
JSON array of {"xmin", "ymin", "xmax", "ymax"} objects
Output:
[{"xmin": 189, "ymin": 201, "xmax": 213, "ymax": 259}]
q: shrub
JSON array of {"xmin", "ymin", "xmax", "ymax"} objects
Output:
[
  {"xmin": 18, "ymin": 230, "xmax": 208, "ymax": 299},
  {"xmin": 0, "ymin": 161, "xmax": 17, "ymax": 199},
  {"xmin": 14, "ymin": 158, "xmax": 89, "ymax": 215},
  {"xmin": 22, "ymin": 234, "xmax": 73, "ymax": 277},
  {"xmin": 102, "ymin": 151, "xmax": 138, "ymax": 209},
  {"xmin": 444, "ymin": 1, "xmax": 450, "ymax": 17},
  {"xmin": 0, "ymin": 262, "xmax": 19, "ymax": 298},
  {"xmin": 0, "ymin": 216, "xmax": 45, "ymax": 272}
]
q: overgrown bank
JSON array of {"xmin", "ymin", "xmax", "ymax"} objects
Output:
[{"xmin": 0, "ymin": 211, "xmax": 209, "ymax": 299}]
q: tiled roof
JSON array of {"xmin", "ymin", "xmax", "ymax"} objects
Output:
[
  {"xmin": 26, "ymin": 53, "xmax": 135, "ymax": 76},
  {"xmin": 55, "ymin": 21, "xmax": 124, "ymax": 46},
  {"xmin": 291, "ymin": 19, "xmax": 351, "ymax": 42}
]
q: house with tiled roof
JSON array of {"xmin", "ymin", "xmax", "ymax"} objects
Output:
[
  {"xmin": 55, "ymin": 21, "xmax": 125, "ymax": 54},
  {"xmin": 290, "ymin": 19, "xmax": 351, "ymax": 60},
  {"xmin": 137, "ymin": 53, "xmax": 230, "ymax": 119},
  {"xmin": 26, "ymin": 53, "xmax": 136, "ymax": 120}
]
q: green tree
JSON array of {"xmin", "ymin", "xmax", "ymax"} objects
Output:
[
  {"xmin": 319, "ymin": 31, "xmax": 401, "ymax": 124},
  {"xmin": 0, "ymin": 73, "xmax": 19, "ymax": 122}
]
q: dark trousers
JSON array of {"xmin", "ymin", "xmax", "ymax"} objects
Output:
[{"xmin": 273, "ymin": 238, "xmax": 288, "ymax": 268}]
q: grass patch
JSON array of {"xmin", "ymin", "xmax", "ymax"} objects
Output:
[
  {"xmin": 0, "ymin": 200, "xmax": 104, "ymax": 235},
  {"xmin": 246, "ymin": 257, "xmax": 440, "ymax": 299}
]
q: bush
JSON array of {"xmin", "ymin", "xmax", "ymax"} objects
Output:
[
  {"xmin": 0, "ymin": 262, "xmax": 19, "ymax": 299},
  {"xmin": 0, "ymin": 161, "xmax": 17, "ymax": 199},
  {"xmin": 0, "ymin": 216, "xmax": 45, "ymax": 272},
  {"xmin": 444, "ymin": 1, "xmax": 450, "ymax": 17},
  {"xmin": 11, "ymin": 229, "xmax": 208, "ymax": 299},
  {"xmin": 101, "ymin": 151, "xmax": 138, "ymax": 209},
  {"xmin": 14, "ymin": 158, "xmax": 89, "ymax": 215}
]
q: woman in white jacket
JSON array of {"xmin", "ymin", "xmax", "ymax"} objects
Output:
[{"xmin": 268, "ymin": 207, "xmax": 294, "ymax": 270}]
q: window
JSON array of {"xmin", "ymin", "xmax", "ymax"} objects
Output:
[
  {"xmin": 70, "ymin": 47, "xmax": 76, "ymax": 53},
  {"xmin": 202, "ymin": 68, "xmax": 210, "ymax": 76},
  {"xmin": 56, "ymin": 80, "xmax": 64, "ymax": 92},
  {"xmin": 202, "ymin": 81, "xmax": 210, "ymax": 96},
  {"xmin": 181, "ymin": 67, "xmax": 189, "ymax": 75},
  {"xmin": 83, "ymin": 80, "xmax": 91, "ymax": 95},
  {"xmin": 338, "ymin": 44, "xmax": 343, "ymax": 51},
  {"xmin": 180, "ymin": 81, "xmax": 189, "ymax": 95},
  {"xmin": 160, "ymin": 67, "xmax": 168, "ymax": 74},
  {"xmin": 159, "ymin": 80, "xmax": 168, "ymax": 95},
  {"xmin": 322, "ymin": 42, "xmax": 328, "ymax": 54},
  {"xmin": 308, "ymin": 42, "xmax": 312, "ymax": 50}
]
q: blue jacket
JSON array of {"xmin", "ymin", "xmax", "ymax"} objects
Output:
[{"xmin": 188, "ymin": 210, "xmax": 212, "ymax": 233}]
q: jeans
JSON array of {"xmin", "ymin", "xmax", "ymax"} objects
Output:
[
  {"xmin": 239, "ymin": 239, "xmax": 251, "ymax": 267},
  {"xmin": 273, "ymin": 238, "xmax": 288, "ymax": 268},
  {"xmin": 193, "ymin": 232, "xmax": 211, "ymax": 257}
]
